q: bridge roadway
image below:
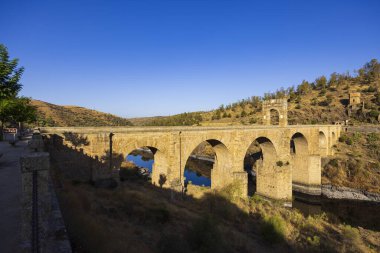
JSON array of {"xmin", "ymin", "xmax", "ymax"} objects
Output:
[{"xmin": 41, "ymin": 125, "xmax": 341, "ymax": 201}]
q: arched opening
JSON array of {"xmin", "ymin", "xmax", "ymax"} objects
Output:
[
  {"xmin": 291, "ymin": 133, "xmax": 309, "ymax": 186},
  {"xmin": 319, "ymin": 131, "xmax": 327, "ymax": 156},
  {"xmin": 290, "ymin": 133, "xmax": 308, "ymax": 155},
  {"xmin": 270, "ymin": 109, "xmax": 280, "ymax": 125},
  {"xmin": 244, "ymin": 137, "xmax": 277, "ymax": 196},
  {"xmin": 123, "ymin": 146, "xmax": 168, "ymax": 187},
  {"xmin": 184, "ymin": 139, "xmax": 232, "ymax": 190}
]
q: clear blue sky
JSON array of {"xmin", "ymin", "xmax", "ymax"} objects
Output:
[{"xmin": 1, "ymin": 0, "xmax": 379, "ymax": 118}]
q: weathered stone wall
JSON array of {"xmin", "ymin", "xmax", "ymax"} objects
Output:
[
  {"xmin": 262, "ymin": 98, "xmax": 288, "ymax": 126},
  {"xmin": 20, "ymin": 152, "xmax": 50, "ymax": 252},
  {"xmin": 20, "ymin": 133, "xmax": 71, "ymax": 253},
  {"xmin": 41, "ymin": 125, "xmax": 341, "ymax": 201}
]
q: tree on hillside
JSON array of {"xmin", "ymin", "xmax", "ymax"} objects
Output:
[
  {"xmin": 0, "ymin": 44, "xmax": 36, "ymax": 138},
  {"xmin": 361, "ymin": 59, "xmax": 380, "ymax": 84},
  {"xmin": 297, "ymin": 80, "xmax": 312, "ymax": 95},
  {"xmin": 315, "ymin": 76, "xmax": 327, "ymax": 90},
  {"xmin": 0, "ymin": 44, "xmax": 24, "ymax": 99},
  {"xmin": 329, "ymin": 72, "xmax": 338, "ymax": 87}
]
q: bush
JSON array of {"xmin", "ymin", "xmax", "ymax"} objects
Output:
[
  {"xmin": 345, "ymin": 138, "xmax": 353, "ymax": 145},
  {"xmin": 158, "ymin": 233, "xmax": 191, "ymax": 253},
  {"xmin": 329, "ymin": 159, "xmax": 339, "ymax": 168},
  {"xmin": 339, "ymin": 135, "xmax": 347, "ymax": 143},
  {"xmin": 149, "ymin": 206, "xmax": 171, "ymax": 224},
  {"xmin": 249, "ymin": 118, "xmax": 257, "ymax": 124},
  {"xmin": 119, "ymin": 167, "xmax": 138, "ymax": 181},
  {"xmin": 260, "ymin": 215, "xmax": 286, "ymax": 244},
  {"xmin": 364, "ymin": 86, "xmax": 377, "ymax": 92},
  {"xmin": 318, "ymin": 100, "xmax": 330, "ymax": 106},
  {"xmin": 369, "ymin": 110, "xmax": 379, "ymax": 119},
  {"xmin": 187, "ymin": 215, "xmax": 227, "ymax": 253},
  {"xmin": 341, "ymin": 225, "xmax": 365, "ymax": 252},
  {"xmin": 276, "ymin": 161, "xmax": 284, "ymax": 167},
  {"xmin": 295, "ymin": 104, "xmax": 301, "ymax": 109},
  {"xmin": 307, "ymin": 236, "xmax": 320, "ymax": 247}
]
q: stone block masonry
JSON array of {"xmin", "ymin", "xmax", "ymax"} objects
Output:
[
  {"xmin": 42, "ymin": 124, "xmax": 341, "ymax": 201},
  {"xmin": 19, "ymin": 133, "xmax": 71, "ymax": 253},
  {"xmin": 20, "ymin": 152, "xmax": 50, "ymax": 253}
]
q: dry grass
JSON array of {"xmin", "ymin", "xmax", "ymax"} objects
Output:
[
  {"xmin": 323, "ymin": 132, "xmax": 380, "ymax": 193},
  {"xmin": 54, "ymin": 168, "xmax": 380, "ymax": 253},
  {"xmin": 31, "ymin": 99, "xmax": 132, "ymax": 127}
]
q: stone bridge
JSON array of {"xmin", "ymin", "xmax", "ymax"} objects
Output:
[{"xmin": 41, "ymin": 125, "xmax": 341, "ymax": 201}]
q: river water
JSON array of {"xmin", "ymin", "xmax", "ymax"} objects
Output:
[{"xmin": 126, "ymin": 154, "xmax": 380, "ymax": 231}]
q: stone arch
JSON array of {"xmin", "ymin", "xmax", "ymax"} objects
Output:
[
  {"xmin": 183, "ymin": 139, "xmax": 232, "ymax": 189},
  {"xmin": 244, "ymin": 137, "xmax": 277, "ymax": 196},
  {"xmin": 290, "ymin": 132, "xmax": 309, "ymax": 155},
  {"xmin": 319, "ymin": 131, "xmax": 328, "ymax": 156},
  {"xmin": 269, "ymin": 109, "xmax": 280, "ymax": 125},
  {"xmin": 291, "ymin": 132, "xmax": 321, "ymax": 195},
  {"xmin": 262, "ymin": 99, "xmax": 288, "ymax": 126},
  {"xmin": 123, "ymin": 144, "xmax": 169, "ymax": 187}
]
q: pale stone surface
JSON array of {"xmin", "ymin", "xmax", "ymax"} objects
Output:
[
  {"xmin": 349, "ymin": 92, "xmax": 361, "ymax": 105},
  {"xmin": 262, "ymin": 98, "xmax": 288, "ymax": 126},
  {"xmin": 42, "ymin": 124, "xmax": 341, "ymax": 201},
  {"xmin": 0, "ymin": 139, "xmax": 27, "ymax": 253}
]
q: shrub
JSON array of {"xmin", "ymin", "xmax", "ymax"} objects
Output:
[
  {"xmin": 318, "ymin": 100, "xmax": 330, "ymax": 106},
  {"xmin": 364, "ymin": 86, "xmax": 377, "ymax": 92},
  {"xmin": 158, "ymin": 233, "xmax": 191, "ymax": 253},
  {"xmin": 249, "ymin": 118, "xmax": 257, "ymax": 124},
  {"xmin": 369, "ymin": 110, "xmax": 379, "ymax": 119},
  {"xmin": 329, "ymin": 159, "xmax": 339, "ymax": 168},
  {"xmin": 295, "ymin": 104, "xmax": 301, "ymax": 109},
  {"xmin": 341, "ymin": 225, "xmax": 365, "ymax": 252},
  {"xmin": 345, "ymin": 138, "xmax": 353, "ymax": 145},
  {"xmin": 367, "ymin": 132, "xmax": 380, "ymax": 143},
  {"xmin": 276, "ymin": 161, "xmax": 284, "ymax": 167},
  {"xmin": 119, "ymin": 167, "xmax": 138, "ymax": 181},
  {"xmin": 149, "ymin": 206, "xmax": 171, "ymax": 224},
  {"xmin": 187, "ymin": 215, "xmax": 227, "ymax": 253},
  {"xmin": 260, "ymin": 215, "xmax": 286, "ymax": 244},
  {"xmin": 338, "ymin": 135, "xmax": 347, "ymax": 142},
  {"xmin": 307, "ymin": 235, "xmax": 320, "ymax": 247},
  {"xmin": 218, "ymin": 181, "xmax": 243, "ymax": 202}
]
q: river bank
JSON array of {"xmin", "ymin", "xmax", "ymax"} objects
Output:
[
  {"xmin": 130, "ymin": 150, "xmax": 380, "ymax": 202},
  {"xmin": 322, "ymin": 184, "xmax": 380, "ymax": 202}
]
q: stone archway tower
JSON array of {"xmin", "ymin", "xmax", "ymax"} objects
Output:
[{"xmin": 262, "ymin": 98, "xmax": 288, "ymax": 126}]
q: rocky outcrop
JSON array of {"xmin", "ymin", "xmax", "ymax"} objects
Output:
[{"xmin": 322, "ymin": 184, "xmax": 380, "ymax": 202}]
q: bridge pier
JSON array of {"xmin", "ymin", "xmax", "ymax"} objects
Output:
[
  {"xmin": 256, "ymin": 160, "xmax": 292, "ymax": 201},
  {"xmin": 292, "ymin": 154, "xmax": 322, "ymax": 196}
]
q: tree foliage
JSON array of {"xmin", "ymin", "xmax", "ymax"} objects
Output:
[
  {"xmin": 0, "ymin": 44, "xmax": 36, "ymax": 130},
  {"xmin": 0, "ymin": 44, "xmax": 24, "ymax": 99}
]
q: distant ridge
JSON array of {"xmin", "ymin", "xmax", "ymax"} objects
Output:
[{"xmin": 31, "ymin": 99, "xmax": 133, "ymax": 127}]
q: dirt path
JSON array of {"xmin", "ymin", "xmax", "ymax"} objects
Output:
[{"xmin": 0, "ymin": 138, "xmax": 29, "ymax": 253}]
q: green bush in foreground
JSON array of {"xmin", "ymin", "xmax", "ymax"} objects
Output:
[
  {"xmin": 260, "ymin": 215, "xmax": 286, "ymax": 244},
  {"xmin": 187, "ymin": 215, "xmax": 227, "ymax": 253}
]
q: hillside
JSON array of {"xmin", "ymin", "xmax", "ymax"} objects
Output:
[
  {"xmin": 31, "ymin": 100, "xmax": 133, "ymax": 127},
  {"xmin": 132, "ymin": 59, "xmax": 380, "ymax": 126}
]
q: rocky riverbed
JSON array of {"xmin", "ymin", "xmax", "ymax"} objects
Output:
[{"xmin": 322, "ymin": 184, "xmax": 380, "ymax": 202}]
